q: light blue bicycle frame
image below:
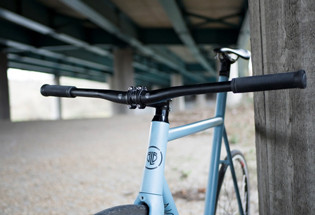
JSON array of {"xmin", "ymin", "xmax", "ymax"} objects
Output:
[{"xmin": 134, "ymin": 76, "xmax": 244, "ymax": 215}]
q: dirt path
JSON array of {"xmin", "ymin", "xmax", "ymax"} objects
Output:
[{"xmin": 0, "ymin": 102, "xmax": 258, "ymax": 215}]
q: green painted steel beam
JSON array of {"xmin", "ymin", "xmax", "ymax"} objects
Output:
[
  {"xmin": 49, "ymin": 48, "xmax": 113, "ymax": 69},
  {"xmin": 138, "ymin": 28, "xmax": 238, "ymax": 45},
  {"xmin": 0, "ymin": 6, "xmax": 111, "ymax": 57},
  {"xmin": 0, "ymin": 17, "xmax": 114, "ymax": 72},
  {"xmin": 133, "ymin": 62, "xmax": 170, "ymax": 82},
  {"xmin": 8, "ymin": 62, "xmax": 106, "ymax": 83},
  {"xmin": 158, "ymin": 0, "xmax": 216, "ymax": 76},
  {"xmin": 54, "ymin": 49, "xmax": 174, "ymax": 84},
  {"xmin": 0, "ymin": 18, "xmax": 113, "ymax": 70},
  {"xmin": 0, "ymin": 0, "xmax": 239, "ymax": 47},
  {"xmin": 0, "ymin": 38, "xmax": 112, "ymax": 72},
  {"xmin": 7, "ymin": 53, "xmax": 107, "ymax": 77},
  {"xmin": 0, "ymin": 19, "xmax": 39, "ymax": 46},
  {"xmin": 6, "ymin": 46, "xmax": 174, "ymax": 87},
  {"xmin": 0, "ymin": 17, "xmax": 211, "ymax": 86},
  {"xmin": 51, "ymin": 48, "xmax": 174, "ymax": 85},
  {"xmin": 0, "ymin": 0, "xmax": 225, "ymax": 85},
  {"xmin": 7, "ymin": 49, "xmax": 174, "ymax": 86},
  {"xmin": 1, "ymin": 37, "xmax": 182, "ymax": 86},
  {"xmin": 134, "ymin": 72, "xmax": 170, "ymax": 88},
  {"xmin": 150, "ymin": 46, "xmax": 207, "ymax": 83},
  {"xmin": 0, "ymin": 2, "xmax": 197, "ymax": 84},
  {"xmin": 58, "ymin": 0, "xmax": 202, "ymax": 81},
  {"xmin": 186, "ymin": 63, "xmax": 209, "ymax": 72},
  {"xmin": 185, "ymin": 12, "xmax": 240, "ymax": 28}
]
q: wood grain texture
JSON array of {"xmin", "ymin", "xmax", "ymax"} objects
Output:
[{"xmin": 249, "ymin": 0, "xmax": 315, "ymax": 214}]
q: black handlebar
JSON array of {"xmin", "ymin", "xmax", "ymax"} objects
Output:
[
  {"xmin": 231, "ymin": 70, "xmax": 306, "ymax": 93},
  {"xmin": 41, "ymin": 84, "xmax": 77, "ymax": 97},
  {"xmin": 41, "ymin": 70, "xmax": 306, "ymax": 108}
]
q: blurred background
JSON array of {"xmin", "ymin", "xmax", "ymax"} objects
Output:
[
  {"xmin": 0, "ymin": 0, "xmax": 258, "ymax": 214},
  {"xmin": 0, "ymin": 0, "xmax": 251, "ymax": 121},
  {"xmin": 8, "ymin": 68, "xmax": 111, "ymax": 121}
]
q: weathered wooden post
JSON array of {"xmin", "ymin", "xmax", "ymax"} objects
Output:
[{"xmin": 249, "ymin": 0, "xmax": 314, "ymax": 214}]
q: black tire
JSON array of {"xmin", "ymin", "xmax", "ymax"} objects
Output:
[
  {"xmin": 94, "ymin": 204, "xmax": 149, "ymax": 215},
  {"xmin": 215, "ymin": 150, "xmax": 249, "ymax": 215}
]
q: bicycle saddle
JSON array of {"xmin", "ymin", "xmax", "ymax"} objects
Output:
[{"xmin": 214, "ymin": 48, "xmax": 251, "ymax": 60}]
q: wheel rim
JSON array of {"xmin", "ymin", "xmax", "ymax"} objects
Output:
[{"xmin": 216, "ymin": 154, "xmax": 249, "ymax": 215}]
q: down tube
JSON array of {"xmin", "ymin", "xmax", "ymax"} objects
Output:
[{"xmin": 204, "ymin": 76, "xmax": 228, "ymax": 215}]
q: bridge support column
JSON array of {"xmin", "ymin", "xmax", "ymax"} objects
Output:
[
  {"xmin": 171, "ymin": 74, "xmax": 185, "ymax": 112},
  {"xmin": 111, "ymin": 47, "xmax": 134, "ymax": 114},
  {"xmin": 0, "ymin": 53, "xmax": 10, "ymax": 121},
  {"xmin": 52, "ymin": 75, "xmax": 62, "ymax": 120},
  {"xmin": 196, "ymin": 94, "xmax": 207, "ymax": 108},
  {"xmin": 237, "ymin": 11, "xmax": 251, "ymax": 77}
]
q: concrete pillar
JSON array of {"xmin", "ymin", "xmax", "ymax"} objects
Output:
[
  {"xmin": 196, "ymin": 94, "xmax": 207, "ymax": 108},
  {"xmin": 52, "ymin": 75, "xmax": 62, "ymax": 120},
  {"xmin": 0, "ymin": 53, "xmax": 10, "ymax": 120},
  {"xmin": 151, "ymin": 85, "xmax": 160, "ymax": 90},
  {"xmin": 237, "ymin": 11, "xmax": 251, "ymax": 77},
  {"xmin": 111, "ymin": 47, "xmax": 134, "ymax": 114},
  {"xmin": 171, "ymin": 74, "xmax": 185, "ymax": 112}
]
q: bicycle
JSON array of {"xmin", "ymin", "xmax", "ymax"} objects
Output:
[{"xmin": 40, "ymin": 48, "xmax": 307, "ymax": 215}]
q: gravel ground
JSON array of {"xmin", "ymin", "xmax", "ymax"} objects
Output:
[{"xmin": 0, "ymin": 100, "xmax": 258, "ymax": 215}]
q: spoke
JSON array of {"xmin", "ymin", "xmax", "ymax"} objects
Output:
[{"xmin": 216, "ymin": 156, "xmax": 248, "ymax": 215}]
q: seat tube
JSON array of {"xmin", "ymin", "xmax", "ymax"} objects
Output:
[{"xmin": 204, "ymin": 75, "xmax": 228, "ymax": 215}]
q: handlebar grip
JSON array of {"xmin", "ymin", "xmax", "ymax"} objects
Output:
[
  {"xmin": 231, "ymin": 70, "xmax": 307, "ymax": 93},
  {"xmin": 41, "ymin": 84, "xmax": 77, "ymax": 97}
]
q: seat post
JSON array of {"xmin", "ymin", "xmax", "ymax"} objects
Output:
[
  {"xmin": 218, "ymin": 54, "xmax": 233, "ymax": 78},
  {"xmin": 152, "ymin": 101, "xmax": 171, "ymax": 123}
]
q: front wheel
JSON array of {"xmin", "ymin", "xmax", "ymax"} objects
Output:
[
  {"xmin": 215, "ymin": 150, "xmax": 250, "ymax": 215},
  {"xmin": 94, "ymin": 204, "xmax": 149, "ymax": 215}
]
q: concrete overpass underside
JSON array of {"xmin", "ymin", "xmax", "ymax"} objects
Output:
[{"xmin": 0, "ymin": 0, "xmax": 250, "ymax": 119}]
